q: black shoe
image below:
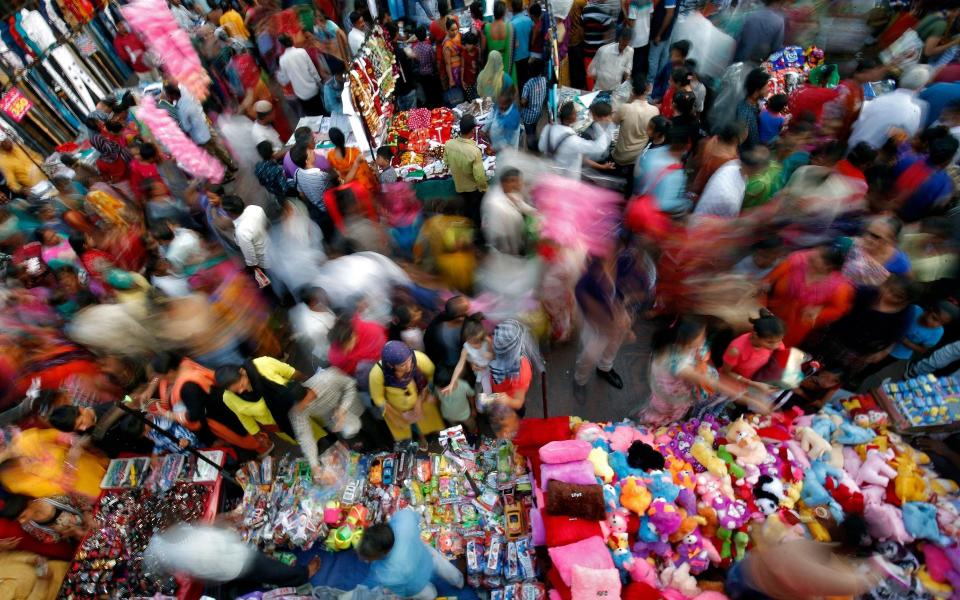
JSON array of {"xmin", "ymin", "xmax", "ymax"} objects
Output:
[
  {"xmin": 573, "ymin": 382, "xmax": 587, "ymax": 404},
  {"xmin": 597, "ymin": 368, "xmax": 623, "ymax": 389}
]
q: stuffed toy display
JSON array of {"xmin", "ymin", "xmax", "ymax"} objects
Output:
[{"xmin": 529, "ymin": 402, "xmax": 959, "ymax": 600}]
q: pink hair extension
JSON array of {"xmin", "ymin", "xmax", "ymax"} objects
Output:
[
  {"xmin": 121, "ymin": 0, "xmax": 212, "ymax": 101},
  {"xmin": 137, "ymin": 95, "xmax": 225, "ymax": 183}
]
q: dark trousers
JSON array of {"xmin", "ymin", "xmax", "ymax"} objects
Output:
[
  {"xmin": 515, "ymin": 57, "xmax": 530, "ymax": 91},
  {"xmin": 300, "ymin": 91, "xmax": 328, "ymax": 117},
  {"xmin": 229, "ymin": 551, "xmax": 310, "ymax": 595},
  {"xmin": 460, "ymin": 189, "xmax": 485, "ymax": 245},
  {"xmin": 568, "ymin": 44, "xmax": 586, "ymax": 89},
  {"xmin": 524, "ymin": 121, "xmax": 539, "ymax": 152},
  {"xmin": 631, "ymin": 44, "xmax": 650, "ymax": 88}
]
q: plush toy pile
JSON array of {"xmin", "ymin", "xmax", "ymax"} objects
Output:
[{"xmin": 513, "ymin": 404, "xmax": 960, "ymax": 600}]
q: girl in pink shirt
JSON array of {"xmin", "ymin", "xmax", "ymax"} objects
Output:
[{"xmin": 722, "ymin": 309, "xmax": 786, "ymax": 390}]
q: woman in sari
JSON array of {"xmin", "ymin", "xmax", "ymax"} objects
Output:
[
  {"xmin": 482, "ymin": 1, "xmax": 516, "ymax": 83},
  {"xmin": 763, "ymin": 244, "xmax": 855, "ymax": 349},
  {"xmin": 0, "ymin": 427, "xmax": 107, "ymax": 500},
  {"xmin": 841, "ymin": 216, "xmax": 911, "ymax": 289},
  {"xmin": 477, "ymin": 50, "xmax": 513, "ymax": 101},
  {"xmin": 442, "ymin": 18, "xmax": 464, "ymax": 91},
  {"xmin": 327, "ymin": 128, "xmax": 378, "ymax": 199},
  {"xmin": 368, "ymin": 341, "xmax": 444, "ymax": 445}
]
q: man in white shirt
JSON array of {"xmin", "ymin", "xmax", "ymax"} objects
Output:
[
  {"xmin": 277, "ymin": 35, "xmax": 326, "ymax": 116},
  {"xmin": 588, "ymin": 28, "xmax": 634, "ymax": 91},
  {"xmin": 348, "ymin": 12, "xmax": 368, "ymax": 56},
  {"xmin": 692, "ymin": 146, "xmax": 770, "ymax": 221},
  {"xmin": 848, "ymin": 64, "xmax": 932, "ymax": 150},
  {"xmin": 222, "ymin": 195, "xmax": 271, "ymax": 270},
  {"xmin": 289, "ymin": 287, "xmax": 337, "ymax": 363},
  {"xmin": 145, "ymin": 523, "xmax": 320, "ymax": 588},
  {"xmin": 250, "ymin": 100, "xmax": 283, "ymax": 154},
  {"xmin": 539, "ymin": 101, "xmax": 613, "ymax": 180}
]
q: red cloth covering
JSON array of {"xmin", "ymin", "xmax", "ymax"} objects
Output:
[
  {"xmin": 934, "ymin": 64, "xmax": 960, "ymax": 83},
  {"xmin": 788, "ymin": 85, "xmax": 840, "ymax": 123},
  {"xmin": 623, "ymin": 581, "xmax": 666, "ymax": 600},
  {"xmin": 547, "ymin": 567, "xmax": 572, "ymax": 600},
  {"xmin": 543, "ymin": 514, "xmax": 603, "ymax": 548},
  {"xmin": 0, "ymin": 518, "xmax": 76, "ymax": 560},
  {"xmin": 513, "ymin": 417, "xmax": 572, "ymax": 450}
]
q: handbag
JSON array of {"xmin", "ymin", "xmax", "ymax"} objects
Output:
[
  {"xmin": 444, "ymin": 85, "xmax": 465, "ymax": 107},
  {"xmin": 624, "ymin": 162, "xmax": 682, "ymax": 239}
]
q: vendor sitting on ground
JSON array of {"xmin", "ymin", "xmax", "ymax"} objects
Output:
[
  {"xmin": 48, "ymin": 402, "xmax": 198, "ymax": 457},
  {"xmin": 357, "ymin": 508, "xmax": 464, "ymax": 599}
]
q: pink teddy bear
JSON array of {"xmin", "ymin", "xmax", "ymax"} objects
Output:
[
  {"xmin": 862, "ymin": 485, "xmax": 913, "ymax": 544},
  {"xmin": 856, "ymin": 448, "xmax": 897, "ymax": 488}
]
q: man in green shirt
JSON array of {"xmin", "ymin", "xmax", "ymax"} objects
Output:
[{"xmin": 444, "ymin": 115, "xmax": 488, "ymax": 240}]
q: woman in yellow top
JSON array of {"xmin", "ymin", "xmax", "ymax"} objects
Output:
[
  {"xmin": 414, "ymin": 207, "xmax": 477, "ymax": 294},
  {"xmin": 0, "ymin": 428, "xmax": 106, "ymax": 501},
  {"xmin": 327, "ymin": 128, "xmax": 378, "ymax": 199},
  {"xmin": 0, "ymin": 550, "xmax": 69, "ymax": 600},
  {"xmin": 368, "ymin": 341, "xmax": 445, "ymax": 444},
  {"xmin": 215, "ymin": 357, "xmax": 325, "ymax": 446}
]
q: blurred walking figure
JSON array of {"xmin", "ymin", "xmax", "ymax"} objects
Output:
[
  {"xmin": 145, "ymin": 524, "xmax": 320, "ymax": 595},
  {"xmin": 574, "ymin": 253, "xmax": 631, "ymax": 398}
]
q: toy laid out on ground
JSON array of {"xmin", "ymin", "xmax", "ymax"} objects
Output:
[
  {"xmin": 512, "ymin": 402, "xmax": 960, "ymax": 600},
  {"xmin": 235, "ymin": 427, "xmax": 543, "ymax": 594}
]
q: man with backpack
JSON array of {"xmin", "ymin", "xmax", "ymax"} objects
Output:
[{"xmin": 539, "ymin": 101, "xmax": 612, "ymax": 180}]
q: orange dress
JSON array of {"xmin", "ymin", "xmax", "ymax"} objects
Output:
[
  {"xmin": 763, "ymin": 250, "xmax": 855, "ymax": 348},
  {"xmin": 327, "ymin": 147, "xmax": 379, "ymax": 198}
]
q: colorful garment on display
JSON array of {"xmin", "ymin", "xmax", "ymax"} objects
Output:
[{"xmin": 121, "ymin": 0, "xmax": 212, "ymax": 102}]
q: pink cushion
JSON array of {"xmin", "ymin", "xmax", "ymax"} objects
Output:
[
  {"xmin": 548, "ymin": 591, "xmax": 564, "ymax": 600},
  {"xmin": 548, "ymin": 536, "xmax": 615, "ymax": 586},
  {"xmin": 571, "ymin": 565, "xmax": 622, "ymax": 600},
  {"xmin": 540, "ymin": 459, "xmax": 597, "ymax": 489},
  {"xmin": 530, "ymin": 508, "xmax": 546, "ymax": 546},
  {"xmin": 539, "ymin": 439, "xmax": 592, "ymax": 464}
]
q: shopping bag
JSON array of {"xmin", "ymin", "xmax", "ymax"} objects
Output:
[{"xmin": 879, "ymin": 29, "xmax": 923, "ymax": 67}]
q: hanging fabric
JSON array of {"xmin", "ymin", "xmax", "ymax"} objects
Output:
[{"xmin": 20, "ymin": 9, "xmax": 106, "ymax": 113}]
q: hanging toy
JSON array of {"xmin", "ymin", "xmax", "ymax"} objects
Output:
[
  {"xmin": 122, "ymin": 0, "xmax": 212, "ymax": 101},
  {"xmin": 136, "ymin": 96, "xmax": 225, "ymax": 183}
]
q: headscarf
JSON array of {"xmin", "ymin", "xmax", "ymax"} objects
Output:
[
  {"xmin": 489, "ymin": 319, "xmax": 543, "ymax": 384},
  {"xmin": 477, "ymin": 50, "xmax": 505, "ymax": 100},
  {"xmin": 381, "ymin": 340, "xmax": 427, "ymax": 390}
]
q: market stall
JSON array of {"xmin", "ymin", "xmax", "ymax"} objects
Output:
[
  {"xmin": 342, "ymin": 26, "xmax": 398, "ymax": 159},
  {"xmin": 234, "ymin": 427, "xmax": 545, "ymax": 598},
  {"xmin": 512, "ymin": 402, "xmax": 960, "ymax": 599},
  {"xmin": 57, "ymin": 451, "xmax": 225, "ymax": 600}
]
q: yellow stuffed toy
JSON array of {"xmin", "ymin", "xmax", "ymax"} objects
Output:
[
  {"xmin": 588, "ymin": 447, "xmax": 614, "ymax": 483},
  {"xmin": 692, "ymin": 440, "xmax": 728, "ymax": 479},
  {"xmin": 621, "ymin": 476, "xmax": 653, "ymax": 515},
  {"xmin": 894, "ymin": 457, "xmax": 930, "ymax": 503}
]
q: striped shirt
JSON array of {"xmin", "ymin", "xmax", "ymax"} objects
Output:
[
  {"xmin": 520, "ymin": 76, "xmax": 547, "ymax": 125},
  {"xmin": 294, "ymin": 167, "xmax": 333, "ymax": 212}
]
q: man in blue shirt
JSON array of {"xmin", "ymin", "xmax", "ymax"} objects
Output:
[
  {"xmin": 359, "ymin": 509, "xmax": 464, "ymax": 599},
  {"xmin": 511, "ymin": 0, "xmax": 534, "ymax": 89}
]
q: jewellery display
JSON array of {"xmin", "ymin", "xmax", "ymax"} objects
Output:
[{"xmin": 57, "ymin": 482, "xmax": 210, "ymax": 600}]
